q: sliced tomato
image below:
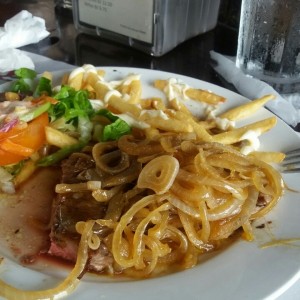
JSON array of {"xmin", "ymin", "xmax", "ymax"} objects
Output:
[
  {"xmin": 0, "ymin": 123, "xmax": 26, "ymax": 141},
  {"xmin": 9, "ymin": 113, "xmax": 49, "ymax": 149},
  {"xmin": 0, "ymin": 139, "xmax": 35, "ymax": 156},
  {"xmin": 0, "ymin": 113, "xmax": 49, "ymax": 166},
  {"xmin": 0, "ymin": 149, "xmax": 24, "ymax": 166}
]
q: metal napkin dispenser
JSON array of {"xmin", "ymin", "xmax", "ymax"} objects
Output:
[{"xmin": 73, "ymin": 0, "xmax": 220, "ymax": 57}]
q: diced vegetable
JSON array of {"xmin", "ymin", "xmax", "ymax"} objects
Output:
[
  {"xmin": 96, "ymin": 109, "xmax": 131, "ymax": 141},
  {"xmin": 51, "ymin": 86, "xmax": 94, "ymax": 122},
  {"xmin": 13, "ymin": 159, "xmax": 37, "ymax": 186},
  {"xmin": 45, "ymin": 126, "xmax": 78, "ymax": 148},
  {"xmin": 50, "ymin": 87, "xmax": 94, "ymax": 143},
  {"xmin": 96, "ymin": 109, "xmax": 119, "ymax": 122},
  {"xmin": 10, "ymin": 68, "xmax": 37, "ymax": 94},
  {"xmin": 3, "ymin": 161, "xmax": 25, "ymax": 176},
  {"xmin": 0, "ymin": 150, "xmax": 24, "ymax": 166},
  {"xmin": 0, "ymin": 139, "xmax": 34, "ymax": 156},
  {"xmin": 0, "ymin": 113, "xmax": 49, "ymax": 166},
  {"xmin": 10, "ymin": 79, "xmax": 32, "ymax": 94},
  {"xmin": 37, "ymin": 142, "xmax": 86, "ymax": 167},
  {"xmin": 102, "ymin": 118, "xmax": 131, "ymax": 141},
  {"xmin": 2, "ymin": 68, "xmax": 131, "ymax": 170},
  {"xmin": 19, "ymin": 102, "xmax": 51, "ymax": 123},
  {"xmin": 15, "ymin": 68, "xmax": 37, "ymax": 79},
  {"xmin": 33, "ymin": 76, "xmax": 52, "ymax": 97},
  {"xmin": 0, "ymin": 118, "xmax": 19, "ymax": 133}
]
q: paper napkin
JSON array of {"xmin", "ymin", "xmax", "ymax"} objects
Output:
[
  {"xmin": 210, "ymin": 50, "xmax": 300, "ymax": 127},
  {"xmin": 0, "ymin": 10, "xmax": 50, "ymax": 72}
]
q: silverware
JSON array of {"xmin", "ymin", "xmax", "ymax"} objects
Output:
[{"xmin": 281, "ymin": 148, "xmax": 300, "ymax": 173}]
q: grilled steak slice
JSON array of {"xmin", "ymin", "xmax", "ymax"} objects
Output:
[{"xmin": 48, "ymin": 152, "xmax": 111, "ymax": 269}]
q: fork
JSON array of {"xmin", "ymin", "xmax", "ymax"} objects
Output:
[{"xmin": 281, "ymin": 148, "xmax": 300, "ymax": 173}]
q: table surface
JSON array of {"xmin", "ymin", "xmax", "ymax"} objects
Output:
[
  {"xmin": 0, "ymin": 0, "xmax": 240, "ymax": 87},
  {"xmin": 0, "ymin": 1, "xmax": 299, "ymax": 299}
]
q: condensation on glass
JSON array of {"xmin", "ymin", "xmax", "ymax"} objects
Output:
[{"xmin": 236, "ymin": 0, "xmax": 300, "ymax": 94}]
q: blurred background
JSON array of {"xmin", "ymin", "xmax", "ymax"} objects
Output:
[
  {"xmin": 0, "ymin": 0, "xmax": 246, "ymax": 98},
  {"xmin": 0, "ymin": 0, "xmax": 241, "ymax": 67}
]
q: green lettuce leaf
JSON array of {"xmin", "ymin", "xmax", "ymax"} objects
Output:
[
  {"xmin": 10, "ymin": 68, "xmax": 37, "ymax": 93},
  {"xmin": 102, "ymin": 118, "xmax": 131, "ymax": 141},
  {"xmin": 14, "ymin": 68, "xmax": 37, "ymax": 79},
  {"xmin": 95, "ymin": 109, "xmax": 131, "ymax": 141},
  {"xmin": 33, "ymin": 77, "xmax": 52, "ymax": 97}
]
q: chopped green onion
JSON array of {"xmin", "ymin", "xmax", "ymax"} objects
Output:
[
  {"xmin": 15, "ymin": 68, "xmax": 37, "ymax": 79},
  {"xmin": 10, "ymin": 78, "xmax": 32, "ymax": 94},
  {"xmin": 37, "ymin": 142, "xmax": 86, "ymax": 167},
  {"xmin": 10, "ymin": 68, "xmax": 37, "ymax": 94},
  {"xmin": 33, "ymin": 77, "xmax": 52, "ymax": 97}
]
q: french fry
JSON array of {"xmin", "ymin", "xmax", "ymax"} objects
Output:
[
  {"xmin": 68, "ymin": 69, "xmax": 84, "ymax": 90},
  {"xmin": 171, "ymin": 110, "xmax": 212, "ymax": 142},
  {"xmin": 50, "ymin": 66, "xmax": 283, "ymax": 168},
  {"xmin": 190, "ymin": 121, "xmax": 213, "ymax": 142},
  {"xmin": 94, "ymin": 80, "xmax": 112, "ymax": 101},
  {"xmin": 154, "ymin": 79, "xmax": 167, "ymax": 91},
  {"xmin": 86, "ymin": 71, "xmax": 99, "ymax": 87},
  {"xmin": 144, "ymin": 127, "xmax": 161, "ymax": 140},
  {"xmin": 41, "ymin": 71, "xmax": 53, "ymax": 81},
  {"xmin": 82, "ymin": 83, "xmax": 96, "ymax": 92},
  {"xmin": 119, "ymin": 79, "xmax": 142, "ymax": 104},
  {"xmin": 154, "ymin": 79, "xmax": 226, "ymax": 105},
  {"xmin": 140, "ymin": 98, "xmax": 166, "ymax": 110},
  {"xmin": 45, "ymin": 126, "xmax": 78, "ymax": 148},
  {"xmin": 61, "ymin": 73, "xmax": 69, "ymax": 85},
  {"xmin": 219, "ymin": 94, "xmax": 275, "ymax": 121},
  {"xmin": 185, "ymin": 88, "xmax": 226, "ymax": 105},
  {"xmin": 198, "ymin": 120, "xmax": 216, "ymax": 130},
  {"xmin": 169, "ymin": 98, "xmax": 193, "ymax": 116},
  {"xmin": 212, "ymin": 117, "xmax": 277, "ymax": 145},
  {"xmin": 97, "ymin": 69, "xmax": 106, "ymax": 78},
  {"xmin": 143, "ymin": 116, "xmax": 193, "ymax": 133},
  {"xmin": 249, "ymin": 151, "xmax": 285, "ymax": 163},
  {"xmin": 108, "ymin": 96, "xmax": 142, "ymax": 117}
]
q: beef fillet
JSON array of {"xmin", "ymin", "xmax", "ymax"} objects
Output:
[{"xmin": 48, "ymin": 152, "xmax": 113, "ymax": 271}]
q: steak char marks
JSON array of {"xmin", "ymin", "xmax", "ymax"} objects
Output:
[{"xmin": 48, "ymin": 152, "xmax": 113, "ymax": 272}]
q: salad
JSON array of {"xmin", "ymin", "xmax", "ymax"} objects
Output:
[{"xmin": 0, "ymin": 67, "xmax": 131, "ymax": 194}]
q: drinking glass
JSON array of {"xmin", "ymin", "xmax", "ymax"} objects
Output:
[{"xmin": 236, "ymin": 0, "xmax": 300, "ymax": 94}]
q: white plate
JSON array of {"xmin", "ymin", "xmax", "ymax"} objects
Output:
[{"xmin": 1, "ymin": 67, "xmax": 300, "ymax": 300}]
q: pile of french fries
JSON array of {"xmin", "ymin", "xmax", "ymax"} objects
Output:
[{"xmin": 45, "ymin": 65, "xmax": 285, "ymax": 164}]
